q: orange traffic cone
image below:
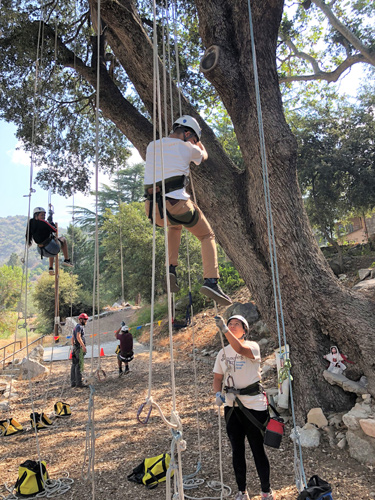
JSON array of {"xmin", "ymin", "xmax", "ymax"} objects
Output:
[
  {"xmin": 100, "ymin": 347, "xmax": 105, "ymax": 357},
  {"xmin": 69, "ymin": 350, "xmax": 72, "ymax": 359}
]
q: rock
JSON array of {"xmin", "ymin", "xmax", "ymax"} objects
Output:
[
  {"xmin": 261, "ymin": 365, "xmax": 273, "ymax": 376},
  {"xmin": 19, "ymin": 358, "xmax": 48, "ymax": 381},
  {"xmin": 338, "ymin": 274, "xmax": 347, "ymax": 281},
  {"xmin": 252, "ymin": 320, "xmax": 270, "ymax": 336},
  {"xmin": 347, "ymin": 430, "xmax": 375, "ymax": 465},
  {"xmin": 328, "ymin": 412, "xmax": 345, "ymax": 428},
  {"xmin": 359, "ymin": 419, "xmax": 375, "ymax": 438},
  {"xmin": 0, "ymin": 402, "xmax": 10, "ymax": 411},
  {"xmin": 264, "ymin": 357, "xmax": 277, "ymax": 367},
  {"xmin": 337, "ymin": 437, "xmax": 347, "ymax": 449},
  {"xmin": 336, "ymin": 432, "xmax": 345, "ymax": 440},
  {"xmin": 225, "ymin": 302, "xmax": 259, "ymax": 326},
  {"xmin": 258, "ymin": 338, "xmax": 268, "ymax": 347},
  {"xmin": 329, "ymin": 260, "xmax": 341, "ymax": 276},
  {"xmin": 372, "ymin": 269, "xmax": 375, "ymax": 279},
  {"xmin": 29, "ymin": 345, "xmax": 44, "ymax": 363},
  {"xmin": 307, "ymin": 408, "xmax": 328, "ymax": 428},
  {"xmin": 3, "ymin": 391, "xmax": 18, "ymax": 400},
  {"xmin": 359, "ymin": 377, "xmax": 369, "ymax": 388},
  {"xmin": 342, "ymin": 403, "xmax": 373, "ymax": 430},
  {"xmin": 290, "ymin": 425, "xmax": 320, "ymax": 448},
  {"xmin": 358, "ymin": 269, "xmax": 371, "ymax": 280},
  {"xmin": 352, "ymin": 278, "xmax": 375, "ymax": 297},
  {"xmin": 323, "ymin": 370, "xmax": 368, "ymax": 395}
]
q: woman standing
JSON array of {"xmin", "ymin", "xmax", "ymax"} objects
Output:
[{"xmin": 213, "ymin": 314, "xmax": 275, "ymax": 500}]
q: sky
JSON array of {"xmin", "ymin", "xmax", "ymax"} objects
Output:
[
  {"xmin": 0, "ymin": 64, "xmax": 366, "ymax": 228},
  {"xmin": 0, "ymin": 123, "xmax": 143, "ymax": 227}
]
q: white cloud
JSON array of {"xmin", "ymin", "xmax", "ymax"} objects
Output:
[{"xmin": 10, "ymin": 142, "xmax": 30, "ymax": 166}]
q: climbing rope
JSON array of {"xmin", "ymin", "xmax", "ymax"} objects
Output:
[
  {"xmin": 80, "ymin": 3, "xmax": 103, "ymax": 499},
  {"xmin": 246, "ymin": 0, "xmax": 307, "ymax": 491}
]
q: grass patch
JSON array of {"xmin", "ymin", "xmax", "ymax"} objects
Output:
[{"xmin": 128, "ymin": 298, "xmax": 169, "ymax": 338}]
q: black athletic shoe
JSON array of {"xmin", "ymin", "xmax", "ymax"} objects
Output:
[
  {"xmin": 169, "ymin": 265, "xmax": 179, "ymax": 293},
  {"xmin": 200, "ymin": 278, "xmax": 232, "ymax": 306},
  {"xmin": 62, "ymin": 259, "xmax": 74, "ymax": 268}
]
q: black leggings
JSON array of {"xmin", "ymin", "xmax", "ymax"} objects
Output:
[{"xmin": 224, "ymin": 406, "xmax": 270, "ymax": 493}]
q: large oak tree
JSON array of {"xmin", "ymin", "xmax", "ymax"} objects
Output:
[{"xmin": 1, "ymin": 0, "xmax": 374, "ymax": 418}]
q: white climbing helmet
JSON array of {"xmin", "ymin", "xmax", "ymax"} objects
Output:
[
  {"xmin": 173, "ymin": 115, "xmax": 202, "ymax": 140},
  {"xmin": 33, "ymin": 207, "xmax": 46, "ymax": 216},
  {"xmin": 227, "ymin": 315, "xmax": 249, "ymax": 333},
  {"xmin": 121, "ymin": 325, "xmax": 129, "ymax": 332}
]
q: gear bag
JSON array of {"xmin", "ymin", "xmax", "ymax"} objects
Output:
[
  {"xmin": 30, "ymin": 412, "xmax": 53, "ymax": 430},
  {"xmin": 14, "ymin": 460, "xmax": 48, "ymax": 496},
  {"xmin": 0, "ymin": 418, "xmax": 24, "ymax": 437},
  {"xmin": 127, "ymin": 453, "xmax": 173, "ymax": 489},
  {"xmin": 297, "ymin": 475, "xmax": 333, "ymax": 499},
  {"xmin": 54, "ymin": 401, "xmax": 71, "ymax": 417}
]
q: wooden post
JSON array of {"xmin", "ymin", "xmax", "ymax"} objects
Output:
[{"xmin": 54, "ymin": 223, "xmax": 60, "ymax": 340}]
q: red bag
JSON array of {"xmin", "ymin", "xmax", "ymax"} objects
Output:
[{"xmin": 263, "ymin": 416, "xmax": 285, "ymax": 448}]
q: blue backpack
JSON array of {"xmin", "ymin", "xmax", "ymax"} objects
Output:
[{"xmin": 297, "ymin": 475, "xmax": 333, "ymax": 500}]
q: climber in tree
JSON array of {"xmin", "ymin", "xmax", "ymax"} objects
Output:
[
  {"xmin": 26, "ymin": 207, "xmax": 73, "ymax": 275},
  {"xmin": 144, "ymin": 115, "xmax": 231, "ymax": 306}
]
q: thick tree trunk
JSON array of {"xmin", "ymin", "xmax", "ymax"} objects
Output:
[{"xmin": 88, "ymin": 0, "xmax": 375, "ymax": 419}]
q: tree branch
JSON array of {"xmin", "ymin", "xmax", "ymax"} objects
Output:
[
  {"xmin": 312, "ymin": 0, "xmax": 375, "ymax": 66},
  {"xmin": 279, "ymin": 54, "xmax": 367, "ymax": 83}
]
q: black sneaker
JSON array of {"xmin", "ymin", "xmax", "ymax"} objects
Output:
[
  {"xmin": 62, "ymin": 259, "xmax": 74, "ymax": 268},
  {"xmin": 200, "ymin": 278, "xmax": 232, "ymax": 306},
  {"xmin": 169, "ymin": 265, "xmax": 179, "ymax": 293},
  {"xmin": 49, "ymin": 267, "xmax": 55, "ymax": 276}
]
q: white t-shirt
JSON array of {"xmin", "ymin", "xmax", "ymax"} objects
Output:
[
  {"xmin": 213, "ymin": 342, "xmax": 267, "ymax": 411},
  {"xmin": 144, "ymin": 138, "xmax": 204, "ymax": 200}
]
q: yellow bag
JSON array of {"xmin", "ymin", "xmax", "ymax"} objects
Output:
[
  {"xmin": 30, "ymin": 412, "xmax": 53, "ymax": 430},
  {"xmin": 0, "ymin": 418, "xmax": 23, "ymax": 436},
  {"xmin": 115, "ymin": 345, "xmax": 121, "ymax": 354},
  {"xmin": 54, "ymin": 401, "xmax": 71, "ymax": 417},
  {"xmin": 127, "ymin": 453, "xmax": 173, "ymax": 489},
  {"xmin": 15, "ymin": 460, "xmax": 48, "ymax": 496}
]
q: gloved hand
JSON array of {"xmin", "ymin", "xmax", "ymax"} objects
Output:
[
  {"xmin": 215, "ymin": 315, "xmax": 228, "ymax": 334},
  {"xmin": 121, "ymin": 321, "xmax": 125, "ymax": 326},
  {"xmin": 215, "ymin": 392, "xmax": 225, "ymax": 406}
]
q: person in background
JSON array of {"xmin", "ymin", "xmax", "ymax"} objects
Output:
[
  {"xmin": 71, "ymin": 313, "xmax": 88, "ymax": 388},
  {"xmin": 115, "ymin": 322, "xmax": 134, "ymax": 376}
]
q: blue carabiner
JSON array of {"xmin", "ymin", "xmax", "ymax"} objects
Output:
[{"xmin": 137, "ymin": 402, "xmax": 152, "ymax": 424}]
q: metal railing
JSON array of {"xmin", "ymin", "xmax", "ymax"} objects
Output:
[{"xmin": 1, "ymin": 335, "xmax": 46, "ymax": 370}]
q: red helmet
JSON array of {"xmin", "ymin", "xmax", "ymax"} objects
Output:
[{"xmin": 78, "ymin": 313, "xmax": 89, "ymax": 320}]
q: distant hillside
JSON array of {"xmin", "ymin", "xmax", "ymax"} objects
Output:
[
  {"xmin": 0, "ymin": 216, "xmax": 66, "ymax": 272},
  {"xmin": 0, "ymin": 215, "xmax": 29, "ymax": 265}
]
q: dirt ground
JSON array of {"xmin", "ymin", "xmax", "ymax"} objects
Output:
[{"xmin": 1, "ymin": 290, "xmax": 375, "ymax": 500}]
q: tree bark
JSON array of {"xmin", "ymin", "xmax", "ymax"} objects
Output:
[{"xmin": 56, "ymin": 0, "xmax": 375, "ymax": 418}]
